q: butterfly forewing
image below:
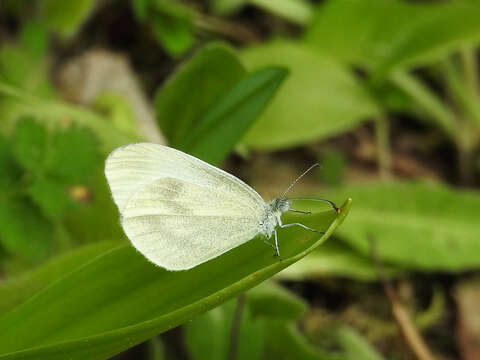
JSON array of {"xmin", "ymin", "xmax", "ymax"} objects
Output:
[{"xmin": 121, "ymin": 177, "xmax": 263, "ymax": 270}]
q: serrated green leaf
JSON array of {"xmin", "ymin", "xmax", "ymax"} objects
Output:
[
  {"xmin": 326, "ymin": 182, "xmax": 480, "ymax": 270},
  {"xmin": 181, "ymin": 66, "xmax": 288, "ymax": 165},
  {"xmin": 63, "ymin": 170, "xmax": 125, "ymax": 244},
  {"xmin": 0, "ymin": 82, "xmax": 138, "ymax": 154},
  {"xmin": 29, "ymin": 177, "xmax": 71, "ymax": 219},
  {"xmin": 240, "ymin": 40, "xmax": 380, "ymax": 150},
  {"xmin": 12, "ymin": 117, "xmax": 48, "ymax": 174},
  {"xmin": 45, "ymin": 125, "xmax": 100, "ymax": 183},
  {"xmin": 40, "ymin": 0, "xmax": 97, "ymax": 37},
  {"xmin": 0, "ymin": 200, "xmax": 351, "ymax": 360},
  {"xmin": 0, "ymin": 197, "xmax": 53, "ymax": 261},
  {"xmin": 0, "ymin": 134, "xmax": 21, "ymax": 191},
  {"xmin": 155, "ymin": 42, "xmax": 245, "ymax": 146}
]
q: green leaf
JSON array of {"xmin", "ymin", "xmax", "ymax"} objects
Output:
[
  {"xmin": 0, "ymin": 197, "xmax": 53, "ymax": 261},
  {"xmin": 93, "ymin": 93, "xmax": 139, "ymax": 138},
  {"xmin": 181, "ymin": 66, "xmax": 288, "ymax": 165},
  {"xmin": 63, "ymin": 170, "xmax": 125, "ymax": 244},
  {"xmin": 20, "ymin": 22, "xmax": 49, "ymax": 60},
  {"xmin": 241, "ymin": 40, "xmax": 380, "ymax": 150},
  {"xmin": 247, "ymin": 281, "xmax": 307, "ymax": 320},
  {"xmin": 185, "ymin": 300, "xmax": 264, "ymax": 360},
  {"xmin": 0, "ymin": 45, "xmax": 54, "ymax": 97},
  {"xmin": 264, "ymin": 320, "xmax": 340, "ymax": 360},
  {"xmin": 155, "ymin": 42, "xmax": 245, "ymax": 146},
  {"xmin": 326, "ymin": 182, "xmax": 480, "ymax": 270},
  {"xmin": 151, "ymin": 12, "xmax": 194, "ymax": 57},
  {"xmin": 0, "ymin": 241, "xmax": 118, "ymax": 317},
  {"xmin": 185, "ymin": 282, "xmax": 308, "ymax": 360},
  {"xmin": 12, "ymin": 117, "xmax": 48, "ymax": 174},
  {"xmin": 0, "ymin": 83, "xmax": 138, "ymax": 154},
  {"xmin": 278, "ymin": 241, "xmax": 403, "ymax": 281},
  {"xmin": 40, "ymin": 0, "xmax": 97, "ymax": 37},
  {"xmin": 29, "ymin": 177, "xmax": 71, "ymax": 219},
  {"xmin": 210, "ymin": 0, "xmax": 247, "ymax": 15},
  {"xmin": 0, "ymin": 135, "xmax": 21, "ymax": 191},
  {"xmin": 306, "ymin": 0, "xmax": 480, "ymax": 76},
  {"xmin": 249, "ymin": 0, "xmax": 313, "ymax": 25},
  {"xmin": 335, "ymin": 326, "xmax": 385, "ymax": 360},
  {"xmin": 45, "ymin": 125, "xmax": 100, "ymax": 183},
  {"xmin": 0, "ymin": 200, "xmax": 351, "ymax": 360}
]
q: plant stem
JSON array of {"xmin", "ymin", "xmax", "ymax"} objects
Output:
[
  {"xmin": 228, "ymin": 294, "xmax": 246, "ymax": 360},
  {"xmin": 457, "ymin": 139, "xmax": 475, "ymax": 185},
  {"xmin": 375, "ymin": 115, "xmax": 392, "ymax": 180},
  {"xmin": 390, "ymin": 71, "xmax": 456, "ymax": 138},
  {"xmin": 370, "ymin": 236, "xmax": 437, "ymax": 360},
  {"xmin": 460, "ymin": 47, "xmax": 480, "ymax": 99}
]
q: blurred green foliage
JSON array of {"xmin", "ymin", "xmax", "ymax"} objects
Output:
[
  {"xmin": 0, "ymin": 117, "xmax": 101, "ymax": 266},
  {"xmin": 1, "ymin": 0, "xmax": 480, "ymax": 359}
]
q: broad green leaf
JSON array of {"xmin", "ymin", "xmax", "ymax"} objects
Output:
[
  {"xmin": 45, "ymin": 125, "xmax": 100, "ymax": 183},
  {"xmin": 326, "ymin": 182, "xmax": 480, "ymax": 270},
  {"xmin": 307, "ymin": 0, "xmax": 480, "ymax": 75},
  {"xmin": 0, "ymin": 197, "xmax": 53, "ymax": 261},
  {"xmin": 181, "ymin": 66, "xmax": 288, "ymax": 165},
  {"xmin": 0, "ymin": 82, "xmax": 137, "ymax": 154},
  {"xmin": 241, "ymin": 40, "xmax": 380, "ymax": 150},
  {"xmin": 0, "ymin": 199, "xmax": 351, "ymax": 360},
  {"xmin": 0, "ymin": 241, "xmax": 118, "ymax": 317},
  {"xmin": 12, "ymin": 117, "xmax": 48, "ymax": 175},
  {"xmin": 40, "ymin": 0, "xmax": 97, "ymax": 37},
  {"xmin": 278, "ymin": 241, "xmax": 402, "ymax": 281},
  {"xmin": 155, "ymin": 42, "xmax": 245, "ymax": 146}
]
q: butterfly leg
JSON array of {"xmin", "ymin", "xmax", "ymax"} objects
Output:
[
  {"xmin": 274, "ymin": 229, "xmax": 281, "ymax": 258},
  {"xmin": 263, "ymin": 238, "xmax": 276, "ymax": 250},
  {"xmin": 288, "ymin": 209, "xmax": 311, "ymax": 214},
  {"xmin": 279, "ymin": 222, "xmax": 324, "ymax": 234}
]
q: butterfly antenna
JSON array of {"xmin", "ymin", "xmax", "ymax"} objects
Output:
[{"xmin": 281, "ymin": 163, "xmax": 321, "ymax": 198}]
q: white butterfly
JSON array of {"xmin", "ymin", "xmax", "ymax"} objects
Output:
[{"xmin": 105, "ymin": 143, "xmax": 338, "ymax": 271}]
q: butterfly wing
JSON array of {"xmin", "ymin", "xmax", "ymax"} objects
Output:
[
  {"xmin": 105, "ymin": 143, "xmax": 264, "ymax": 212},
  {"xmin": 121, "ymin": 177, "xmax": 263, "ymax": 270}
]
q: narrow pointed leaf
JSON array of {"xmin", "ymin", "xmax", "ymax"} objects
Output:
[{"xmin": 0, "ymin": 200, "xmax": 351, "ymax": 360}]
